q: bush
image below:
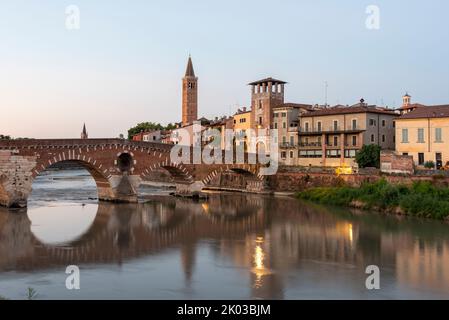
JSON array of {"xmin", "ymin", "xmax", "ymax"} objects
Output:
[
  {"xmin": 355, "ymin": 145, "xmax": 381, "ymax": 168},
  {"xmin": 297, "ymin": 179, "xmax": 449, "ymax": 220},
  {"xmin": 424, "ymin": 161, "xmax": 435, "ymax": 169}
]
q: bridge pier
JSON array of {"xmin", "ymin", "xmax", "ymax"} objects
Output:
[
  {"xmin": 175, "ymin": 181, "xmax": 206, "ymax": 198},
  {"xmin": 104, "ymin": 174, "xmax": 141, "ymax": 203}
]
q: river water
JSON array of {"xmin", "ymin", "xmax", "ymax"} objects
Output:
[{"xmin": 1, "ymin": 169, "xmax": 449, "ymax": 300}]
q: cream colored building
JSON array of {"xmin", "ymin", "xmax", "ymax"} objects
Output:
[
  {"xmin": 273, "ymin": 103, "xmax": 312, "ymax": 166},
  {"xmin": 395, "ymin": 104, "xmax": 449, "ymax": 169},
  {"xmin": 296, "ymin": 103, "xmax": 398, "ymax": 168}
]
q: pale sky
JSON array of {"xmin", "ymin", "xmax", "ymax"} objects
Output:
[{"xmin": 1, "ymin": 0, "xmax": 449, "ymax": 138}]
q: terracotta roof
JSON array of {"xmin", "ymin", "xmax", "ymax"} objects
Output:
[
  {"xmin": 185, "ymin": 56, "xmax": 195, "ymax": 77},
  {"xmin": 274, "ymin": 103, "xmax": 313, "ymax": 110},
  {"xmin": 398, "ymin": 103, "xmax": 426, "ymax": 110},
  {"xmin": 248, "ymin": 77, "xmax": 287, "ymax": 86},
  {"xmin": 302, "ymin": 106, "xmax": 398, "ymax": 117},
  {"xmin": 398, "ymin": 105, "xmax": 449, "ymax": 119}
]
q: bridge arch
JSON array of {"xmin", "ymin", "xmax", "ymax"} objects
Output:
[
  {"xmin": 201, "ymin": 164, "xmax": 262, "ymax": 186},
  {"xmin": 140, "ymin": 161, "xmax": 194, "ymax": 184},
  {"xmin": 32, "ymin": 157, "xmax": 115, "ymax": 203}
]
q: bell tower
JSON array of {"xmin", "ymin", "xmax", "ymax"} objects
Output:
[{"xmin": 182, "ymin": 56, "xmax": 198, "ymax": 126}]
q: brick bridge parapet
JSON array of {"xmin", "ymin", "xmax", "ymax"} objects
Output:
[{"xmin": 0, "ymin": 139, "xmax": 267, "ymax": 207}]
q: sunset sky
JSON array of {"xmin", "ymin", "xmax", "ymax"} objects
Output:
[{"xmin": 1, "ymin": 0, "xmax": 448, "ymax": 138}]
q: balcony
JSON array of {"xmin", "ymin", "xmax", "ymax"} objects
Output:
[
  {"xmin": 298, "ymin": 125, "xmax": 364, "ymax": 136},
  {"xmin": 279, "ymin": 142, "xmax": 296, "ymax": 149},
  {"xmin": 299, "ymin": 142, "xmax": 322, "ymax": 148}
]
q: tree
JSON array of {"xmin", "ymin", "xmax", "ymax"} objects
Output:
[
  {"xmin": 0, "ymin": 134, "xmax": 11, "ymax": 140},
  {"xmin": 355, "ymin": 144, "xmax": 381, "ymax": 168},
  {"xmin": 127, "ymin": 122, "xmax": 164, "ymax": 139}
]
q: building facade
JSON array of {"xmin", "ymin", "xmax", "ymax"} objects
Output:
[
  {"xmin": 395, "ymin": 104, "xmax": 449, "ymax": 169},
  {"xmin": 295, "ymin": 103, "xmax": 397, "ymax": 167},
  {"xmin": 233, "ymin": 108, "xmax": 252, "ymax": 151},
  {"xmin": 274, "ymin": 104, "xmax": 312, "ymax": 166}
]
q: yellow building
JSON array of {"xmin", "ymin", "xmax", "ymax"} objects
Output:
[
  {"xmin": 233, "ymin": 108, "xmax": 252, "ymax": 151},
  {"xmin": 395, "ymin": 104, "xmax": 449, "ymax": 169}
]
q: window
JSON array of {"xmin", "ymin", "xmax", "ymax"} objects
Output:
[
  {"xmin": 382, "ymin": 120, "xmax": 386, "ymax": 127},
  {"xmin": 333, "ymin": 136, "xmax": 338, "ymax": 146},
  {"xmin": 283, "ymin": 122, "xmax": 286, "ymax": 129},
  {"xmin": 305, "ymin": 122, "xmax": 309, "ymax": 132},
  {"xmin": 290, "ymin": 151, "xmax": 294, "ymax": 158},
  {"xmin": 259, "ymin": 117, "xmax": 262, "ymax": 125},
  {"xmin": 282, "ymin": 136, "xmax": 286, "ymax": 144},
  {"xmin": 417, "ymin": 128, "xmax": 425, "ymax": 143},
  {"xmin": 274, "ymin": 113, "xmax": 278, "ymax": 118},
  {"xmin": 371, "ymin": 134, "xmax": 375, "ymax": 143},
  {"xmin": 369, "ymin": 119, "xmax": 377, "ymax": 126},
  {"xmin": 352, "ymin": 119, "xmax": 357, "ymax": 130},
  {"xmin": 317, "ymin": 121, "xmax": 322, "ymax": 132},
  {"xmin": 282, "ymin": 112, "xmax": 287, "ymax": 117},
  {"xmin": 352, "ymin": 136, "xmax": 357, "ymax": 146},
  {"xmin": 382, "ymin": 135, "xmax": 386, "ymax": 143},
  {"xmin": 333, "ymin": 120, "xmax": 338, "ymax": 131},
  {"xmin": 274, "ymin": 123, "xmax": 278, "ymax": 129},
  {"xmin": 258, "ymin": 101, "xmax": 262, "ymax": 109},
  {"xmin": 290, "ymin": 136, "xmax": 294, "ymax": 145},
  {"xmin": 418, "ymin": 153, "xmax": 425, "ymax": 165},
  {"xmin": 402, "ymin": 129, "xmax": 409, "ymax": 143},
  {"xmin": 281, "ymin": 152, "xmax": 287, "ymax": 158},
  {"xmin": 436, "ymin": 128, "xmax": 443, "ymax": 142}
]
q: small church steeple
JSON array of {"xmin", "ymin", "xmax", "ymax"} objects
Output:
[{"xmin": 81, "ymin": 123, "xmax": 88, "ymax": 139}]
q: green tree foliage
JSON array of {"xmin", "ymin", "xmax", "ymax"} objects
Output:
[
  {"xmin": 355, "ymin": 144, "xmax": 381, "ymax": 168},
  {"xmin": 0, "ymin": 134, "xmax": 11, "ymax": 140},
  {"xmin": 424, "ymin": 161, "xmax": 435, "ymax": 169},
  {"xmin": 127, "ymin": 122, "xmax": 176, "ymax": 140}
]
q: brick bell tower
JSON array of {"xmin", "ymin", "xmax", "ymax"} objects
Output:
[{"xmin": 182, "ymin": 55, "xmax": 198, "ymax": 126}]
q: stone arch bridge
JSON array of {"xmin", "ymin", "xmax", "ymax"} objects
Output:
[{"xmin": 0, "ymin": 139, "xmax": 269, "ymax": 208}]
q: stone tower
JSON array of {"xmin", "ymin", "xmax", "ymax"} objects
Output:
[
  {"xmin": 81, "ymin": 123, "xmax": 88, "ymax": 139},
  {"xmin": 249, "ymin": 78, "xmax": 286, "ymax": 130},
  {"xmin": 182, "ymin": 56, "xmax": 198, "ymax": 126}
]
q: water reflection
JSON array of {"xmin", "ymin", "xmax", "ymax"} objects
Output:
[{"xmin": 1, "ymin": 194, "xmax": 449, "ymax": 299}]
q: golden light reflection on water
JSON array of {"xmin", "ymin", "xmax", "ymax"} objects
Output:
[{"xmin": 251, "ymin": 236, "xmax": 272, "ymax": 289}]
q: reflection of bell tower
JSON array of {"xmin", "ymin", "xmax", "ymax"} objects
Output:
[
  {"xmin": 180, "ymin": 241, "xmax": 196, "ymax": 287},
  {"xmin": 182, "ymin": 56, "xmax": 198, "ymax": 126}
]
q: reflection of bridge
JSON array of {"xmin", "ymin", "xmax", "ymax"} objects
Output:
[
  {"xmin": 0, "ymin": 195, "xmax": 268, "ymax": 271},
  {"xmin": 0, "ymin": 139, "xmax": 268, "ymax": 207}
]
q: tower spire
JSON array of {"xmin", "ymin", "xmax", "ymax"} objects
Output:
[
  {"xmin": 81, "ymin": 123, "xmax": 88, "ymax": 139},
  {"xmin": 185, "ymin": 55, "xmax": 195, "ymax": 77}
]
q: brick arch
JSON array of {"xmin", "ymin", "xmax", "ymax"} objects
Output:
[
  {"xmin": 32, "ymin": 153, "xmax": 115, "ymax": 201},
  {"xmin": 201, "ymin": 164, "xmax": 262, "ymax": 186},
  {"xmin": 140, "ymin": 161, "xmax": 194, "ymax": 183}
]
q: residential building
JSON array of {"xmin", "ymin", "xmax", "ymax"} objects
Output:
[
  {"xmin": 395, "ymin": 104, "xmax": 449, "ymax": 169},
  {"xmin": 274, "ymin": 103, "xmax": 312, "ymax": 165},
  {"xmin": 296, "ymin": 100, "xmax": 398, "ymax": 167},
  {"xmin": 233, "ymin": 107, "xmax": 252, "ymax": 151}
]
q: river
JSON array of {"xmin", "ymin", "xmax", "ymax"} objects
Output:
[{"xmin": 0, "ymin": 169, "xmax": 449, "ymax": 300}]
